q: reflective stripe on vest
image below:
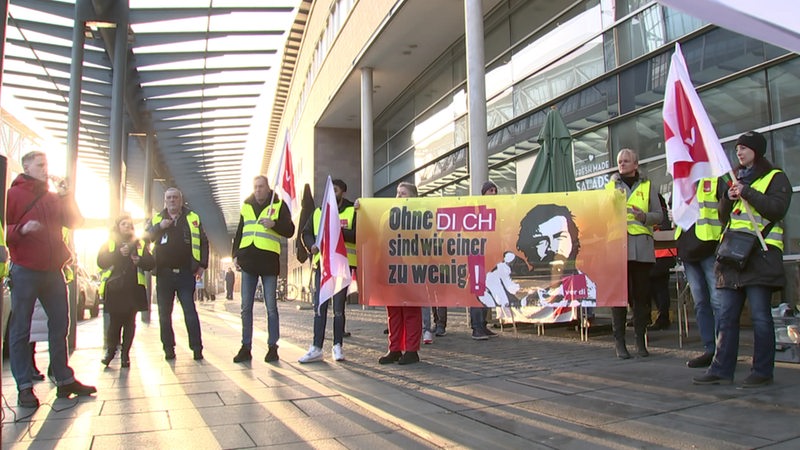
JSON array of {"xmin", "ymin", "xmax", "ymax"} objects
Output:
[
  {"xmin": 606, "ymin": 178, "xmax": 652, "ymax": 236},
  {"xmin": 340, "ymin": 206, "xmax": 357, "ymax": 267},
  {"xmin": 728, "ymin": 169, "xmax": 784, "ymax": 251},
  {"xmin": 312, "ymin": 208, "xmax": 322, "ymax": 267},
  {"xmin": 674, "ymin": 177, "xmax": 723, "ymax": 241},
  {"xmin": 98, "ymin": 240, "xmax": 147, "ymax": 296},
  {"xmin": 152, "ymin": 211, "xmax": 202, "ymax": 261},
  {"xmin": 239, "ymin": 201, "xmax": 282, "ymax": 253}
]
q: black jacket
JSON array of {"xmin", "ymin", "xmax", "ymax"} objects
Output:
[
  {"xmin": 97, "ymin": 239, "xmax": 155, "ymax": 314},
  {"xmin": 715, "ymin": 158, "xmax": 792, "ymax": 289}
]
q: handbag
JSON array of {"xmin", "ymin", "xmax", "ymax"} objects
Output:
[{"xmin": 715, "ymin": 222, "xmax": 774, "ymax": 270}]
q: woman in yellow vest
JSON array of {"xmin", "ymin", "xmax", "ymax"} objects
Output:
[
  {"xmin": 693, "ymin": 131, "xmax": 792, "ymax": 387},
  {"xmin": 97, "ymin": 214, "xmax": 154, "ymax": 368},
  {"xmin": 605, "ymin": 148, "xmax": 663, "ymax": 359}
]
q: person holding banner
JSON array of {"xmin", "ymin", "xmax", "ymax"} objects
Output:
[
  {"xmin": 379, "ymin": 181, "xmax": 424, "ymax": 365},
  {"xmin": 470, "ymin": 181, "xmax": 500, "ymax": 340},
  {"xmin": 231, "ymin": 176, "xmax": 295, "ymax": 363},
  {"xmin": 606, "ymin": 148, "xmax": 663, "ymax": 359},
  {"xmin": 693, "ymin": 131, "xmax": 792, "ymax": 387},
  {"xmin": 298, "ymin": 179, "xmax": 355, "ymax": 363}
]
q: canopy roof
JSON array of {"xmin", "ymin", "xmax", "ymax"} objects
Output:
[{"xmin": 2, "ymin": 0, "xmax": 302, "ymax": 250}]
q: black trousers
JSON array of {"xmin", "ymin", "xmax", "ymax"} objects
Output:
[
  {"xmin": 107, "ymin": 311, "xmax": 137, "ymax": 356},
  {"xmin": 612, "ymin": 261, "xmax": 653, "ymax": 340}
]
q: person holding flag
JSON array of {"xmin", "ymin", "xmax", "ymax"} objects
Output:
[
  {"xmin": 298, "ymin": 177, "xmax": 352, "ymax": 363},
  {"xmin": 693, "ymin": 131, "xmax": 792, "ymax": 387},
  {"xmin": 231, "ymin": 175, "xmax": 295, "ymax": 364}
]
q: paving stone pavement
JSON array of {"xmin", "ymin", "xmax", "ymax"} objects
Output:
[{"xmin": 2, "ymin": 296, "xmax": 800, "ymax": 449}]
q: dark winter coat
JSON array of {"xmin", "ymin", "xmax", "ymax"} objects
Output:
[
  {"xmin": 715, "ymin": 158, "xmax": 792, "ymax": 290},
  {"xmin": 97, "ymin": 239, "xmax": 155, "ymax": 315}
]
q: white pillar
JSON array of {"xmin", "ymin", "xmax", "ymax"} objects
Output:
[
  {"xmin": 360, "ymin": 67, "xmax": 374, "ymax": 197},
  {"xmin": 464, "ymin": 0, "xmax": 488, "ymax": 195}
]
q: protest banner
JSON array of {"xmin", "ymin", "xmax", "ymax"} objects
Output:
[{"xmin": 356, "ymin": 189, "xmax": 628, "ymax": 322}]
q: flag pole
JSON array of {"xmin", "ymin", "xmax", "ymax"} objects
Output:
[
  {"xmin": 267, "ymin": 132, "xmax": 288, "ymax": 218},
  {"xmin": 725, "ymin": 169, "xmax": 768, "ymax": 251}
]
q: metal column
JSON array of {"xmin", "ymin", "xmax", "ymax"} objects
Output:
[
  {"xmin": 464, "ymin": 0, "xmax": 488, "ymax": 195},
  {"xmin": 108, "ymin": 5, "xmax": 129, "ymax": 219},
  {"xmin": 360, "ymin": 67, "xmax": 374, "ymax": 197},
  {"xmin": 65, "ymin": 0, "xmax": 90, "ymax": 352}
]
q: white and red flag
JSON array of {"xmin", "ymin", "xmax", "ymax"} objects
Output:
[
  {"xmin": 274, "ymin": 131, "xmax": 298, "ymax": 215},
  {"xmin": 663, "ymin": 43, "xmax": 732, "ymax": 230},
  {"xmin": 315, "ymin": 176, "xmax": 352, "ymax": 311}
]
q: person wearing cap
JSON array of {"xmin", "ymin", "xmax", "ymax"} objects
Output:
[{"xmin": 693, "ymin": 131, "xmax": 792, "ymax": 388}]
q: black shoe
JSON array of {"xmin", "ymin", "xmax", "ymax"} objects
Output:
[
  {"xmin": 57, "ymin": 381, "xmax": 97, "ymax": 398},
  {"xmin": 265, "ymin": 345, "xmax": 279, "ymax": 362},
  {"xmin": 692, "ymin": 373, "xmax": 732, "ymax": 385},
  {"xmin": 378, "ymin": 351, "xmax": 402, "ymax": 364},
  {"xmin": 635, "ymin": 335, "xmax": 649, "ymax": 357},
  {"xmin": 193, "ymin": 350, "xmax": 204, "ymax": 361},
  {"xmin": 647, "ymin": 320, "xmax": 671, "ymax": 331},
  {"xmin": 741, "ymin": 374, "xmax": 773, "ymax": 388},
  {"xmin": 343, "ymin": 331, "xmax": 352, "ymax": 338},
  {"xmin": 18, "ymin": 388, "xmax": 40, "ymax": 408},
  {"xmin": 165, "ymin": 349, "xmax": 176, "ymax": 360},
  {"xmin": 121, "ymin": 359, "xmax": 130, "ymax": 368},
  {"xmin": 686, "ymin": 352, "xmax": 714, "ymax": 368},
  {"xmin": 233, "ymin": 346, "xmax": 252, "ymax": 363},
  {"xmin": 434, "ymin": 326, "xmax": 447, "ymax": 337},
  {"xmin": 101, "ymin": 353, "xmax": 115, "ymax": 367},
  {"xmin": 483, "ymin": 327, "xmax": 498, "ymax": 338},
  {"xmin": 615, "ymin": 341, "xmax": 631, "ymax": 359},
  {"xmin": 383, "ymin": 328, "xmax": 389, "ymax": 334},
  {"xmin": 471, "ymin": 329, "xmax": 489, "ymax": 340},
  {"xmin": 32, "ymin": 371, "xmax": 45, "ymax": 381},
  {"xmin": 397, "ymin": 351, "xmax": 420, "ymax": 365}
]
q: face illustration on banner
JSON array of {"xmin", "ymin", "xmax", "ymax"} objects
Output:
[{"xmin": 516, "ymin": 204, "xmax": 580, "ymax": 272}]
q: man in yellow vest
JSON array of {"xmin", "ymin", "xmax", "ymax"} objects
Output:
[
  {"xmin": 298, "ymin": 178, "xmax": 356, "ymax": 363},
  {"xmin": 605, "ymin": 148, "xmax": 663, "ymax": 359},
  {"xmin": 676, "ymin": 177, "xmax": 726, "ymax": 368},
  {"xmin": 231, "ymin": 176, "xmax": 295, "ymax": 363},
  {"xmin": 146, "ymin": 187, "xmax": 209, "ymax": 361}
]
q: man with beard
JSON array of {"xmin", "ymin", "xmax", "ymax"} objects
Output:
[{"xmin": 513, "ymin": 204, "xmax": 596, "ymax": 308}]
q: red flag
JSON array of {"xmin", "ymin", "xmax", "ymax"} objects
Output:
[
  {"xmin": 275, "ymin": 132, "xmax": 298, "ymax": 215},
  {"xmin": 315, "ymin": 176, "xmax": 352, "ymax": 311},
  {"xmin": 663, "ymin": 43, "xmax": 732, "ymax": 230}
]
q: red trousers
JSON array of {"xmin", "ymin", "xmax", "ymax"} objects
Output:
[{"xmin": 387, "ymin": 306, "xmax": 422, "ymax": 352}]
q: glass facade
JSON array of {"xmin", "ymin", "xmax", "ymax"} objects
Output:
[{"xmin": 371, "ymin": 0, "xmax": 800, "ymax": 269}]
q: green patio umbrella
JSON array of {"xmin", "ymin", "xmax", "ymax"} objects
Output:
[{"xmin": 521, "ymin": 107, "xmax": 577, "ymax": 193}]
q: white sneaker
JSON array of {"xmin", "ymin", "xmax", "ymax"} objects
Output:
[
  {"xmin": 332, "ymin": 344, "xmax": 345, "ymax": 361},
  {"xmin": 423, "ymin": 330, "xmax": 434, "ymax": 344},
  {"xmin": 298, "ymin": 346, "xmax": 323, "ymax": 363}
]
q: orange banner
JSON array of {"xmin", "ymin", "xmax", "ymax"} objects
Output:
[{"xmin": 357, "ymin": 190, "xmax": 628, "ymax": 309}]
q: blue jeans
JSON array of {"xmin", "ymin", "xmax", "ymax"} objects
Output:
[
  {"xmin": 312, "ymin": 269, "xmax": 345, "ymax": 348},
  {"xmin": 422, "ymin": 306, "xmax": 432, "ymax": 332},
  {"xmin": 240, "ymin": 271, "xmax": 279, "ymax": 347},
  {"xmin": 684, "ymin": 255, "xmax": 722, "ymax": 353},
  {"xmin": 9, "ymin": 265, "xmax": 75, "ymax": 390},
  {"xmin": 470, "ymin": 306, "xmax": 489, "ymax": 330},
  {"xmin": 156, "ymin": 269, "xmax": 203, "ymax": 352},
  {"xmin": 707, "ymin": 285, "xmax": 775, "ymax": 380}
]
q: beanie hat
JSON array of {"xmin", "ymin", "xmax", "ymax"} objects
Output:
[
  {"xmin": 481, "ymin": 181, "xmax": 498, "ymax": 195},
  {"xmin": 736, "ymin": 131, "xmax": 767, "ymax": 157}
]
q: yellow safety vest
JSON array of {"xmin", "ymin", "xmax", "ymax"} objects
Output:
[
  {"xmin": 0, "ymin": 224, "xmax": 7, "ymax": 279},
  {"xmin": 340, "ymin": 206, "xmax": 357, "ymax": 267},
  {"xmin": 239, "ymin": 201, "xmax": 283, "ymax": 253},
  {"xmin": 99, "ymin": 240, "xmax": 147, "ymax": 297},
  {"xmin": 152, "ymin": 211, "xmax": 202, "ymax": 262},
  {"xmin": 606, "ymin": 178, "xmax": 652, "ymax": 236},
  {"xmin": 727, "ymin": 169, "xmax": 784, "ymax": 251},
  {"xmin": 675, "ymin": 177, "xmax": 723, "ymax": 242}
]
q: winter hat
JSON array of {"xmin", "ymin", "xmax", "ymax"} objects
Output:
[
  {"xmin": 736, "ymin": 131, "xmax": 767, "ymax": 157},
  {"xmin": 481, "ymin": 181, "xmax": 498, "ymax": 195}
]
